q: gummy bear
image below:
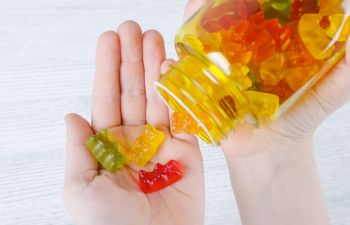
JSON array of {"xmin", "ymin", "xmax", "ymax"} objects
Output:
[
  {"xmin": 283, "ymin": 64, "xmax": 319, "ymax": 91},
  {"xmin": 270, "ymin": 0, "xmax": 291, "ymax": 12},
  {"xmin": 119, "ymin": 124, "xmax": 165, "ymax": 167},
  {"xmin": 291, "ymin": 0, "xmax": 319, "ymax": 20},
  {"xmin": 202, "ymin": 0, "xmax": 248, "ymax": 32},
  {"xmin": 248, "ymin": 10, "xmax": 265, "ymax": 23},
  {"xmin": 284, "ymin": 21, "xmax": 315, "ymax": 67},
  {"xmin": 229, "ymin": 63, "xmax": 252, "ymax": 90},
  {"xmin": 326, "ymin": 15, "xmax": 350, "ymax": 42},
  {"xmin": 139, "ymin": 160, "xmax": 183, "ymax": 194},
  {"xmin": 261, "ymin": 19, "xmax": 292, "ymax": 51},
  {"xmin": 243, "ymin": 21, "xmax": 276, "ymax": 62},
  {"xmin": 220, "ymin": 28, "xmax": 250, "ymax": 64},
  {"xmin": 263, "ymin": 80, "xmax": 294, "ymax": 103},
  {"xmin": 171, "ymin": 112, "xmax": 199, "ymax": 134},
  {"xmin": 86, "ymin": 129, "xmax": 126, "ymax": 173},
  {"xmin": 319, "ymin": 0, "xmax": 345, "ymax": 14},
  {"xmin": 198, "ymin": 30, "xmax": 222, "ymax": 52},
  {"xmin": 248, "ymin": 12, "xmax": 292, "ymax": 51},
  {"xmin": 260, "ymin": 53, "xmax": 286, "ymax": 86},
  {"xmin": 262, "ymin": 0, "xmax": 292, "ymax": 24},
  {"xmin": 244, "ymin": 91, "xmax": 280, "ymax": 124},
  {"xmin": 218, "ymin": 19, "xmax": 276, "ymax": 65},
  {"xmin": 242, "ymin": 20, "xmax": 276, "ymax": 62},
  {"xmin": 298, "ymin": 14, "xmax": 335, "ymax": 60}
]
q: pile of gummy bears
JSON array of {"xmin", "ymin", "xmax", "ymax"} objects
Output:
[
  {"xmin": 86, "ymin": 113, "xmax": 196, "ymax": 193},
  {"xmin": 194, "ymin": 0, "xmax": 350, "ymax": 103}
]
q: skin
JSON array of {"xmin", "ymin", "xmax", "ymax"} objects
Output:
[
  {"xmin": 64, "ymin": 1, "xmax": 350, "ymax": 225},
  {"xmin": 63, "ymin": 22, "xmax": 204, "ymax": 225},
  {"xmin": 186, "ymin": 1, "xmax": 350, "ymax": 225}
]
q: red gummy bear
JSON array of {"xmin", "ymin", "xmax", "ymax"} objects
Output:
[
  {"xmin": 202, "ymin": 0, "xmax": 258, "ymax": 32},
  {"xmin": 249, "ymin": 11, "xmax": 292, "ymax": 51},
  {"xmin": 291, "ymin": 0, "xmax": 319, "ymax": 20},
  {"xmin": 261, "ymin": 19, "xmax": 292, "ymax": 51},
  {"xmin": 139, "ymin": 160, "xmax": 183, "ymax": 194}
]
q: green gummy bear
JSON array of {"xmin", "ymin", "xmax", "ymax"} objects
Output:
[
  {"xmin": 86, "ymin": 129, "xmax": 126, "ymax": 173},
  {"xmin": 263, "ymin": 0, "xmax": 292, "ymax": 24},
  {"xmin": 270, "ymin": 0, "xmax": 291, "ymax": 12}
]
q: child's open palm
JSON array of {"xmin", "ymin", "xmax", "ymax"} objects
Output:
[{"xmin": 63, "ymin": 21, "xmax": 205, "ymax": 225}]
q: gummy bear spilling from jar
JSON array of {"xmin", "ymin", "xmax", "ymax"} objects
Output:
[
  {"xmin": 86, "ymin": 129, "xmax": 126, "ymax": 173},
  {"xmin": 139, "ymin": 160, "xmax": 183, "ymax": 193},
  {"xmin": 171, "ymin": 112, "xmax": 200, "ymax": 134}
]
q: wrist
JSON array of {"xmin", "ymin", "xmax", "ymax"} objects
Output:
[
  {"xmin": 222, "ymin": 132, "xmax": 315, "ymax": 190},
  {"xmin": 224, "ymin": 139, "xmax": 315, "ymax": 192},
  {"xmin": 221, "ymin": 124, "xmax": 315, "ymax": 163},
  {"xmin": 221, "ymin": 134, "xmax": 331, "ymax": 225}
]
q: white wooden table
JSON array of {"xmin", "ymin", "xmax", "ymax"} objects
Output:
[{"xmin": 0, "ymin": 0, "xmax": 349, "ymax": 224}]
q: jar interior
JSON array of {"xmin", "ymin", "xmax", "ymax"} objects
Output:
[{"xmin": 156, "ymin": 0, "xmax": 350, "ymax": 144}]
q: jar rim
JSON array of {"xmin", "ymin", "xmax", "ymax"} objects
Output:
[{"xmin": 154, "ymin": 80, "xmax": 217, "ymax": 145}]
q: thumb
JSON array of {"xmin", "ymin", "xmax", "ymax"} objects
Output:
[{"xmin": 64, "ymin": 113, "xmax": 98, "ymax": 187}]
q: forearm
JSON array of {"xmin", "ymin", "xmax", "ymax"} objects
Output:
[{"xmin": 223, "ymin": 139, "xmax": 331, "ymax": 225}]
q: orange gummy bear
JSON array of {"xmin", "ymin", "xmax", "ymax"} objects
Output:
[{"xmin": 171, "ymin": 112, "xmax": 199, "ymax": 134}]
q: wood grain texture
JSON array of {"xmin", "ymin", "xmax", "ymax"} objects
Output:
[{"xmin": 0, "ymin": 0, "xmax": 349, "ymax": 224}]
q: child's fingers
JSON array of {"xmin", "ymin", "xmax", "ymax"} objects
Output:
[
  {"xmin": 118, "ymin": 21, "xmax": 146, "ymax": 126},
  {"xmin": 92, "ymin": 31, "xmax": 122, "ymax": 132},
  {"xmin": 64, "ymin": 114, "xmax": 98, "ymax": 187},
  {"xmin": 143, "ymin": 30, "xmax": 169, "ymax": 128}
]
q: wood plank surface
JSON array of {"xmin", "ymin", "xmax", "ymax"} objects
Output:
[{"xmin": 0, "ymin": 0, "xmax": 349, "ymax": 224}]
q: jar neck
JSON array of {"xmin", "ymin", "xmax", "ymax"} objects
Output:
[{"xmin": 155, "ymin": 48, "xmax": 251, "ymax": 145}]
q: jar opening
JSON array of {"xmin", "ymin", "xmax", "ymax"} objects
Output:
[{"xmin": 154, "ymin": 80, "xmax": 216, "ymax": 145}]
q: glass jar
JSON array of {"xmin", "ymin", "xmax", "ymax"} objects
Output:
[{"xmin": 155, "ymin": 0, "xmax": 350, "ymax": 145}]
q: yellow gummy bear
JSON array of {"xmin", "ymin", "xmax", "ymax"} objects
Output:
[
  {"xmin": 260, "ymin": 53, "xmax": 286, "ymax": 86},
  {"xmin": 298, "ymin": 14, "xmax": 335, "ymax": 60},
  {"xmin": 319, "ymin": 0, "xmax": 344, "ymax": 14},
  {"xmin": 283, "ymin": 64, "xmax": 319, "ymax": 91},
  {"xmin": 118, "ymin": 124, "xmax": 165, "ymax": 167},
  {"xmin": 198, "ymin": 31, "xmax": 222, "ymax": 52},
  {"xmin": 326, "ymin": 14, "xmax": 350, "ymax": 42},
  {"xmin": 171, "ymin": 112, "xmax": 199, "ymax": 134},
  {"xmin": 244, "ymin": 91, "xmax": 280, "ymax": 125},
  {"xmin": 228, "ymin": 63, "xmax": 252, "ymax": 90}
]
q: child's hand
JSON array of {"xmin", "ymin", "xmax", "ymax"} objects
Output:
[
  {"xmin": 185, "ymin": 1, "xmax": 349, "ymax": 224},
  {"xmin": 219, "ymin": 39, "xmax": 350, "ymax": 225},
  {"xmin": 63, "ymin": 21, "xmax": 204, "ymax": 225}
]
